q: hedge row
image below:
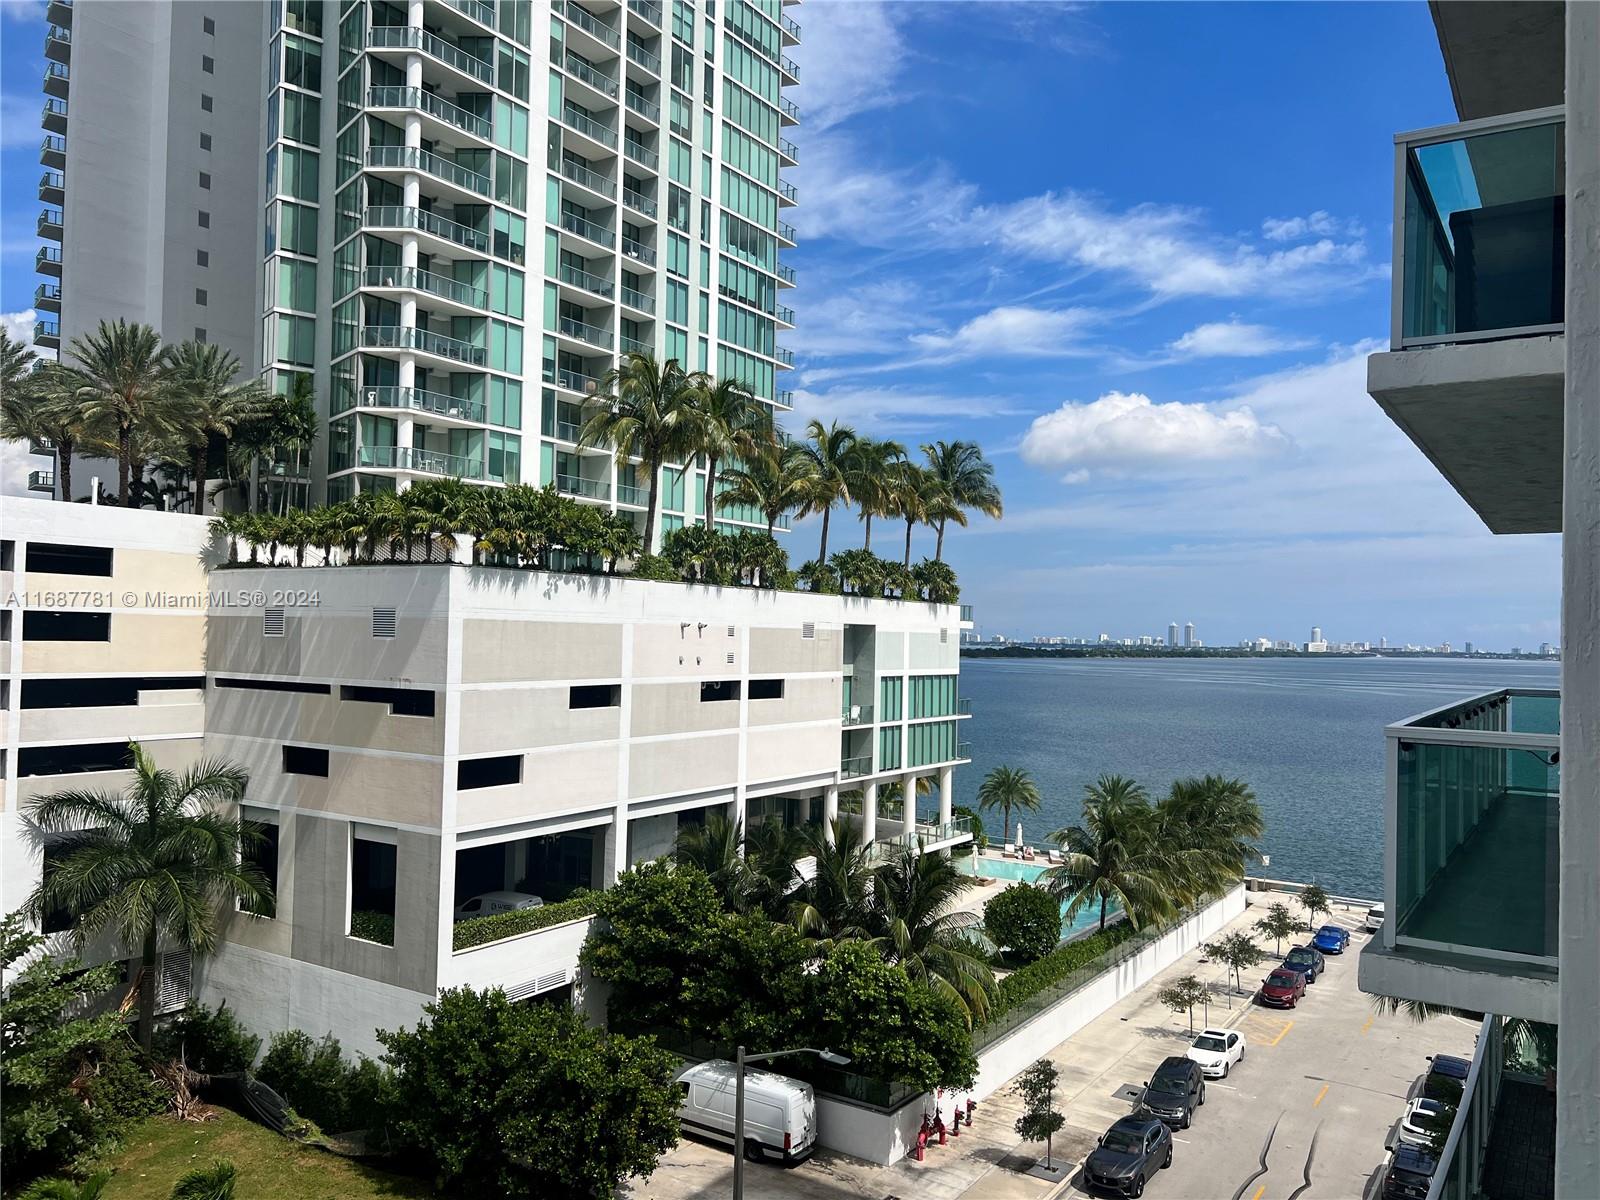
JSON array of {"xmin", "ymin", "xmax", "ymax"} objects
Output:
[
  {"xmin": 451, "ymin": 892, "xmax": 601, "ymax": 951},
  {"xmin": 983, "ymin": 920, "xmax": 1140, "ymax": 1026}
]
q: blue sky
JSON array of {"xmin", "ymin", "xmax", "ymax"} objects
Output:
[{"xmin": 0, "ymin": 1, "xmax": 1561, "ymax": 649}]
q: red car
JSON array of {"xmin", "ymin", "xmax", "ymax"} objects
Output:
[{"xmin": 1258, "ymin": 967, "xmax": 1306, "ymax": 1008}]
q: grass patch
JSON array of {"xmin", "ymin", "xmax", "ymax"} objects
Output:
[{"xmin": 97, "ymin": 1111, "xmax": 430, "ymax": 1200}]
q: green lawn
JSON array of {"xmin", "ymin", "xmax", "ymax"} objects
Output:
[{"xmin": 98, "ymin": 1111, "xmax": 434, "ymax": 1200}]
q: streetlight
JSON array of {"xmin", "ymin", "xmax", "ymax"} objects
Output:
[{"xmin": 732, "ymin": 1044, "xmax": 851, "ymax": 1200}]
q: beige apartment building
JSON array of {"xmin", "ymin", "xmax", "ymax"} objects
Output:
[{"xmin": 1, "ymin": 497, "xmax": 973, "ymax": 1054}]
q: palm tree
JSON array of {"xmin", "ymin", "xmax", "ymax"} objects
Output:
[
  {"xmin": 66, "ymin": 319, "xmax": 172, "ymax": 505},
  {"xmin": 1, "ymin": 326, "xmax": 36, "ymax": 394},
  {"xmin": 887, "ymin": 460, "xmax": 933, "ymax": 569},
  {"xmin": 1154, "ymin": 776, "xmax": 1264, "ymax": 903},
  {"xmin": 673, "ymin": 812, "xmax": 748, "ymax": 910},
  {"xmin": 22, "ymin": 743, "xmax": 270, "ymax": 1051},
  {"xmin": 869, "ymin": 845, "xmax": 995, "ymax": 1024},
  {"xmin": 2, "ymin": 361, "xmax": 96, "ymax": 503},
  {"xmin": 688, "ymin": 374, "xmax": 768, "ymax": 531},
  {"xmin": 270, "ymin": 376, "xmax": 320, "ymax": 514},
  {"xmin": 1042, "ymin": 775, "xmax": 1178, "ymax": 933},
  {"xmin": 976, "ymin": 765, "xmax": 1041, "ymax": 846},
  {"xmin": 921, "ymin": 440, "xmax": 1003, "ymax": 561},
  {"xmin": 847, "ymin": 437, "xmax": 907, "ymax": 554},
  {"xmin": 742, "ymin": 818, "xmax": 804, "ymax": 921},
  {"xmin": 716, "ymin": 438, "xmax": 814, "ymax": 537},
  {"xmin": 579, "ymin": 352, "xmax": 701, "ymax": 554},
  {"xmin": 162, "ymin": 341, "xmax": 272, "ymax": 515},
  {"xmin": 791, "ymin": 818, "xmax": 875, "ymax": 941},
  {"xmin": 797, "ymin": 419, "xmax": 859, "ymax": 563}
]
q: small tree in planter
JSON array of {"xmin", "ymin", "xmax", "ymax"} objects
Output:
[
  {"xmin": 1013, "ymin": 1058, "xmax": 1067, "ymax": 1174},
  {"xmin": 1254, "ymin": 901, "xmax": 1303, "ymax": 955},
  {"xmin": 983, "ymin": 883, "xmax": 1061, "ymax": 963},
  {"xmin": 1204, "ymin": 932, "xmax": 1266, "ymax": 1005},
  {"xmin": 1299, "ymin": 884, "xmax": 1332, "ymax": 929},
  {"xmin": 1156, "ymin": 974, "xmax": 1210, "ymax": 1034}
]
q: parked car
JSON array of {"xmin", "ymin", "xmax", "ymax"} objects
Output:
[
  {"xmin": 1312, "ymin": 924, "xmax": 1351, "ymax": 954},
  {"xmin": 1366, "ymin": 904, "xmax": 1386, "ymax": 932},
  {"xmin": 1283, "ymin": 945, "xmax": 1327, "ymax": 983},
  {"xmin": 1422, "ymin": 1054, "xmax": 1471, "ymax": 1104},
  {"xmin": 1259, "ymin": 967, "xmax": 1307, "ymax": 1008},
  {"xmin": 1138, "ymin": 1055, "xmax": 1206, "ymax": 1128},
  {"xmin": 452, "ymin": 890, "xmax": 544, "ymax": 921},
  {"xmin": 674, "ymin": 1060, "xmax": 817, "ymax": 1164},
  {"xmin": 1398, "ymin": 1097, "xmax": 1452, "ymax": 1148},
  {"xmin": 1083, "ymin": 1115, "xmax": 1172, "ymax": 1196},
  {"xmin": 1381, "ymin": 1145, "xmax": 1440, "ymax": 1200},
  {"xmin": 1186, "ymin": 1027, "xmax": 1246, "ymax": 1078}
]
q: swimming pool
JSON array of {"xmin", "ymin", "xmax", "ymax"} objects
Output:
[{"xmin": 967, "ymin": 855, "xmax": 1122, "ymax": 938}]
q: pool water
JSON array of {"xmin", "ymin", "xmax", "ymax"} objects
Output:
[{"xmin": 967, "ymin": 855, "xmax": 1123, "ymax": 939}]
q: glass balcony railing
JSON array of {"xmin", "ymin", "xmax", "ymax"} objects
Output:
[
  {"xmin": 625, "ymin": 91, "xmax": 660, "ymax": 122},
  {"xmin": 622, "ymin": 186, "xmax": 657, "ymax": 217},
  {"xmin": 621, "ymin": 285, "xmax": 654, "ymax": 313},
  {"xmin": 841, "ymin": 703, "xmax": 874, "ymax": 727},
  {"xmin": 781, "ymin": 11, "xmax": 800, "ymax": 41},
  {"xmin": 624, "ymin": 141, "xmax": 659, "ymax": 170},
  {"xmin": 778, "ymin": 178, "xmax": 797, "ymax": 203},
  {"xmin": 351, "ymin": 385, "xmax": 488, "ymax": 424},
  {"xmin": 553, "ymin": 418, "xmax": 583, "ymax": 442},
  {"xmin": 1387, "ymin": 689, "xmax": 1559, "ymax": 964},
  {"xmin": 367, "ymin": 86, "xmax": 491, "ymax": 140},
  {"xmin": 557, "ymin": 473, "xmax": 610, "ymax": 500},
  {"xmin": 359, "ymin": 325, "xmax": 488, "ymax": 366},
  {"xmin": 365, "ymin": 205, "xmax": 488, "ymax": 252},
  {"xmin": 775, "ymin": 347, "xmax": 794, "ymax": 368},
  {"xmin": 780, "ymin": 95, "xmax": 799, "ymax": 123},
  {"xmin": 357, "ymin": 444, "xmax": 485, "ymax": 479},
  {"xmin": 565, "ymin": 53, "xmax": 619, "ymax": 98},
  {"xmin": 956, "ymin": 741, "xmax": 972, "ymax": 760},
  {"xmin": 626, "ymin": 40, "xmax": 660, "ymax": 74},
  {"xmin": 621, "ymin": 236, "xmax": 656, "ymax": 265},
  {"xmin": 1395, "ymin": 107, "xmax": 1564, "ymax": 349},
  {"xmin": 34, "ymin": 320, "xmax": 60, "ymax": 341},
  {"xmin": 776, "ymin": 262, "xmax": 796, "ymax": 286},
  {"xmin": 36, "ymin": 246, "xmax": 62, "ymax": 269},
  {"xmin": 616, "ymin": 482, "xmax": 648, "ymax": 506},
  {"xmin": 620, "ymin": 335, "xmax": 650, "ymax": 355},
  {"xmin": 35, "ymin": 282, "xmax": 61, "ymax": 306},
  {"xmin": 779, "ymin": 136, "xmax": 798, "ymax": 162},
  {"xmin": 775, "ymin": 305, "xmax": 795, "ymax": 325},
  {"xmin": 556, "ymin": 366, "xmax": 603, "ymax": 393},
  {"xmin": 959, "ymin": 604, "xmax": 974, "ymax": 622},
  {"xmin": 561, "ymin": 157, "xmax": 616, "ymax": 199},
  {"xmin": 367, "ymin": 144, "xmax": 492, "ymax": 196},
  {"xmin": 366, "ymin": 25, "xmax": 494, "ymax": 83},
  {"xmin": 781, "ymin": 54, "xmax": 799, "ymax": 79},
  {"xmin": 562, "ymin": 105, "xmax": 618, "ymax": 148},
  {"xmin": 363, "ymin": 265, "xmax": 488, "ymax": 309},
  {"xmin": 441, "ymin": 0, "xmax": 495, "ymax": 28},
  {"xmin": 840, "ymin": 755, "xmax": 872, "ymax": 779},
  {"xmin": 778, "ymin": 220, "xmax": 796, "ymax": 243},
  {"xmin": 628, "ymin": 0, "xmax": 661, "ymax": 26},
  {"xmin": 774, "ymin": 390, "xmax": 794, "ymax": 409},
  {"xmin": 29, "ymin": 469, "xmax": 55, "ymax": 492},
  {"xmin": 560, "ymin": 262, "xmax": 614, "ymax": 297},
  {"xmin": 559, "ymin": 315, "xmax": 613, "ymax": 349},
  {"xmin": 561, "ymin": 210, "xmax": 615, "ymax": 247},
  {"xmin": 562, "ymin": 1, "xmax": 620, "ymax": 48}
]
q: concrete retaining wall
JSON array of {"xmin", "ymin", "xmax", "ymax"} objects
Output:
[{"xmin": 972, "ymin": 884, "xmax": 1248, "ymax": 1100}]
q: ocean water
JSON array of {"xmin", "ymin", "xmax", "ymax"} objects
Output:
[{"xmin": 953, "ymin": 655, "xmax": 1560, "ymax": 899}]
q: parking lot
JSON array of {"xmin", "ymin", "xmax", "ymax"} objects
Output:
[{"xmin": 627, "ymin": 898, "xmax": 1480, "ymax": 1200}]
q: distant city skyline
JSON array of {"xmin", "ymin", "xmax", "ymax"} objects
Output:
[{"xmin": 964, "ymin": 618, "xmax": 1561, "ymax": 657}]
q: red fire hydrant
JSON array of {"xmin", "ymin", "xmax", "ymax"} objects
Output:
[
  {"xmin": 967, "ymin": 1098, "xmax": 977, "ymax": 1120},
  {"xmin": 913, "ymin": 1119, "xmax": 930, "ymax": 1161},
  {"xmin": 934, "ymin": 1111, "xmax": 947, "ymax": 1145}
]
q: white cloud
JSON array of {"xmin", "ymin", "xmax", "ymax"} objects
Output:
[
  {"xmin": 790, "ymin": 1, "xmax": 909, "ymax": 131},
  {"xmin": 791, "ymin": 133, "xmax": 976, "ymax": 247},
  {"xmin": 0, "ymin": 0, "xmax": 45, "ymax": 21},
  {"xmin": 0, "ymin": 92, "xmax": 42, "ymax": 149},
  {"xmin": 784, "ymin": 278, "xmax": 931, "ymax": 359},
  {"xmin": 910, "ymin": 305, "xmax": 1101, "ymax": 360},
  {"xmin": 1019, "ymin": 390, "xmax": 1291, "ymax": 477},
  {"xmin": 1262, "ymin": 210, "xmax": 1365, "ymax": 242},
  {"xmin": 788, "ymin": 384, "xmax": 1023, "ymax": 436},
  {"xmin": 1167, "ymin": 321, "xmax": 1315, "ymax": 358},
  {"xmin": 1, "ymin": 308, "xmax": 37, "ymax": 344}
]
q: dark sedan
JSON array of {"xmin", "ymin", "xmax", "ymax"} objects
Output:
[
  {"xmin": 1381, "ymin": 1145, "xmax": 1440, "ymax": 1200},
  {"xmin": 1283, "ymin": 944, "xmax": 1327, "ymax": 983},
  {"xmin": 1083, "ymin": 1115, "xmax": 1172, "ymax": 1197}
]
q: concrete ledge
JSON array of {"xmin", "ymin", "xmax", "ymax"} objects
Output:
[{"xmin": 1357, "ymin": 933, "xmax": 1558, "ymax": 1023}]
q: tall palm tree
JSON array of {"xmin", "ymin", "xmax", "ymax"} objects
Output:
[
  {"xmin": 162, "ymin": 341, "xmax": 272, "ymax": 515},
  {"xmin": 579, "ymin": 351, "xmax": 700, "ymax": 554},
  {"xmin": 742, "ymin": 818, "xmax": 804, "ymax": 921},
  {"xmin": 66, "ymin": 319, "xmax": 171, "ymax": 505},
  {"xmin": 22, "ymin": 743, "xmax": 270, "ymax": 1051},
  {"xmin": 848, "ymin": 437, "xmax": 907, "ymax": 554},
  {"xmin": 2, "ymin": 361, "xmax": 97, "ymax": 504},
  {"xmin": 921, "ymin": 440, "xmax": 1003, "ymax": 561},
  {"xmin": 1155, "ymin": 776, "xmax": 1265, "ymax": 903},
  {"xmin": 673, "ymin": 813, "xmax": 748, "ymax": 910},
  {"xmin": 976, "ymin": 765, "xmax": 1041, "ymax": 846},
  {"xmin": 1, "ymin": 326, "xmax": 36, "ymax": 395},
  {"xmin": 869, "ymin": 845, "xmax": 995, "ymax": 1025},
  {"xmin": 887, "ymin": 460, "xmax": 932, "ymax": 569},
  {"xmin": 688, "ymin": 374, "xmax": 768, "ymax": 531},
  {"xmin": 1042, "ymin": 775, "xmax": 1177, "ymax": 933},
  {"xmin": 791, "ymin": 818, "xmax": 875, "ymax": 942},
  {"xmin": 716, "ymin": 438, "xmax": 815, "ymax": 537},
  {"xmin": 797, "ymin": 419, "xmax": 858, "ymax": 563},
  {"xmin": 271, "ymin": 376, "xmax": 320, "ymax": 514}
]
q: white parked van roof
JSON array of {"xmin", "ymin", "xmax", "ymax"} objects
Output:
[{"xmin": 676, "ymin": 1060, "xmax": 814, "ymax": 1097}]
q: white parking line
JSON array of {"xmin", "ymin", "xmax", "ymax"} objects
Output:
[
  {"xmin": 1172, "ymin": 1137, "xmax": 1192, "ymax": 1144},
  {"xmin": 1210, "ymin": 1082, "xmax": 1239, "ymax": 1091}
]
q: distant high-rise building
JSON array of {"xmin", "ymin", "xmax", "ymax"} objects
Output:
[
  {"xmin": 1167, "ymin": 622, "xmax": 1179, "ymax": 647},
  {"xmin": 1465, "ymin": 641, "xmax": 1475, "ymax": 655},
  {"xmin": 1540, "ymin": 642, "xmax": 1553, "ymax": 657},
  {"xmin": 1380, "ymin": 636, "xmax": 1388, "ymax": 649},
  {"xmin": 1183, "ymin": 621, "xmax": 1195, "ymax": 647},
  {"xmin": 1311, "ymin": 625, "xmax": 1323, "ymax": 644}
]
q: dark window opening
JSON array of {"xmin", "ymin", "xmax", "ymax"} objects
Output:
[
  {"xmin": 215, "ymin": 676, "xmax": 330, "ymax": 695},
  {"xmin": 22, "ymin": 676, "xmax": 204, "ymax": 709},
  {"xmin": 282, "ymin": 745, "xmax": 329, "ymax": 776},
  {"xmin": 18, "ymin": 741, "xmax": 131, "ymax": 777},
  {"xmin": 2, "ymin": 540, "xmax": 17, "ymax": 570},
  {"xmin": 700, "ymin": 680, "xmax": 740, "ymax": 703},
  {"xmin": 340, "ymin": 684, "xmax": 435, "ymax": 716},
  {"xmin": 749, "ymin": 679, "xmax": 784, "ymax": 700},
  {"xmin": 350, "ymin": 836, "xmax": 397, "ymax": 945},
  {"xmin": 241, "ymin": 819, "xmax": 280, "ymax": 917},
  {"xmin": 569, "ymin": 684, "xmax": 620, "ymax": 709},
  {"xmin": 23, "ymin": 611, "xmax": 111, "ymax": 642},
  {"xmin": 453, "ymin": 827, "xmax": 597, "ymax": 906},
  {"xmin": 457, "ymin": 755, "xmax": 521, "ymax": 790},
  {"xmin": 25, "ymin": 542, "xmax": 113, "ymax": 576}
]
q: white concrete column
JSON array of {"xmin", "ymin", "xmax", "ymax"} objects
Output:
[
  {"xmin": 1558, "ymin": 3, "xmax": 1600, "ymax": 1193},
  {"xmin": 938, "ymin": 765, "xmax": 954, "ymax": 828},
  {"xmin": 823, "ymin": 786, "xmax": 839, "ymax": 845},
  {"xmin": 604, "ymin": 810, "xmax": 630, "ymax": 886},
  {"xmin": 901, "ymin": 772, "xmax": 919, "ymax": 837},
  {"xmin": 861, "ymin": 781, "xmax": 878, "ymax": 845}
]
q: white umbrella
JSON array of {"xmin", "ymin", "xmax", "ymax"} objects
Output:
[{"xmin": 1016, "ymin": 821, "xmax": 1023, "ymax": 850}]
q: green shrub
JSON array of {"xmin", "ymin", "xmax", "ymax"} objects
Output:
[
  {"xmin": 984, "ymin": 922, "xmax": 1140, "ymax": 1025},
  {"xmin": 983, "ymin": 884, "xmax": 1062, "ymax": 963},
  {"xmin": 170, "ymin": 1160, "xmax": 236, "ymax": 1200},
  {"xmin": 451, "ymin": 892, "xmax": 601, "ymax": 950},
  {"xmin": 629, "ymin": 553, "xmax": 680, "ymax": 582},
  {"xmin": 348, "ymin": 910, "xmax": 394, "ymax": 946},
  {"xmin": 255, "ymin": 1030, "xmax": 392, "ymax": 1134},
  {"xmin": 795, "ymin": 559, "xmax": 839, "ymax": 594},
  {"xmin": 17, "ymin": 1173, "xmax": 110, "ymax": 1200},
  {"xmin": 154, "ymin": 1003, "xmax": 261, "ymax": 1073},
  {"xmin": 661, "ymin": 525, "xmax": 732, "ymax": 584},
  {"xmin": 912, "ymin": 558, "xmax": 960, "ymax": 604}
]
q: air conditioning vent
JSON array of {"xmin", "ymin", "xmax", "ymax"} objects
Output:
[
  {"xmin": 157, "ymin": 950, "xmax": 192, "ymax": 1013},
  {"xmin": 372, "ymin": 607, "xmax": 397, "ymax": 638},
  {"xmin": 263, "ymin": 608, "xmax": 285, "ymax": 637},
  {"xmin": 941, "ymin": 628, "xmax": 948, "ymax": 644},
  {"xmin": 801, "ymin": 622, "xmax": 815, "ymax": 640},
  {"xmin": 727, "ymin": 624, "xmax": 735, "ymax": 637},
  {"xmin": 726, "ymin": 652, "xmax": 735, "ymax": 664}
]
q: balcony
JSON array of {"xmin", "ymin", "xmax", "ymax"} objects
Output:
[
  {"xmin": 562, "ymin": 1, "xmax": 620, "ymax": 50},
  {"xmin": 627, "ymin": 0, "xmax": 661, "ymax": 26},
  {"xmin": 560, "ymin": 156, "xmax": 616, "ymax": 200},
  {"xmin": 622, "ymin": 184, "xmax": 657, "ymax": 218},
  {"xmin": 558, "ymin": 315, "xmax": 613, "ymax": 350},
  {"xmin": 616, "ymin": 481, "xmax": 648, "ymax": 507},
  {"xmin": 555, "ymin": 366, "xmax": 604, "ymax": 395},
  {"xmin": 1368, "ymin": 106, "xmax": 1564, "ymax": 536},
  {"xmin": 44, "ymin": 60, "xmax": 69, "ymax": 100},
  {"xmin": 37, "ymin": 245, "xmax": 62, "ymax": 276},
  {"xmin": 959, "ymin": 604, "xmax": 974, "ymax": 623},
  {"xmin": 775, "ymin": 304, "xmax": 795, "ymax": 327},
  {"xmin": 777, "ymin": 220, "xmax": 796, "ymax": 246},
  {"xmin": 362, "ymin": 264, "xmax": 488, "ymax": 313},
  {"xmin": 778, "ymin": 178, "xmax": 797, "ymax": 206},
  {"xmin": 438, "ymin": 0, "xmax": 494, "ymax": 30},
  {"xmin": 561, "ymin": 209, "xmax": 616, "ymax": 249},
  {"xmin": 560, "ymin": 262, "xmax": 615, "ymax": 299},
  {"xmin": 45, "ymin": 23, "xmax": 70, "ymax": 62},
  {"xmin": 358, "ymin": 444, "xmax": 486, "ymax": 480},
  {"xmin": 40, "ymin": 135, "xmax": 65, "ymax": 170},
  {"xmin": 46, "ymin": 0, "xmax": 71, "ymax": 25},
  {"xmin": 621, "ymin": 235, "xmax": 656, "ymax": 266},
  {"xmin": 38, "ymin": 207, "xmax": 63, "ymax": 241},
  {"xmin": 626, "ymin": 40, "xmax": 660, "ymax": 75},
  {"xmin": 1358, "ymin": 688, "xmax": 1560, "ymax": 1023},
  {"xmin": 875, "ymin": 816, "xmax": 974, "ymax": 857},
  {"xmin": 625, "ymin": 91, "xmax": 660, "ymax": 123},
  {"xmin": 778, "ymin": 136, "xmax": 798, "ymax": 166},
  {"xmin": 34, "ymin": 320, "xmax": 60, "ymax": 349},
  {"xmin": 776, "ymin": 261, "xmax": 795, "ymax": 287},
  {"xmin": 564, "ymin": 53, "xmax": 620, "ymax": 100},
  {"xmin": 780, "ymin": 95, "xmax": 799, "ymax": 126},
  {"xmin": 562, "ymin": 104, "xmax": 619, "ymax": 151},
  {"xmin": 367, "ymin": 86, "xmax": 492, "ymax": 143},
  {"xmin": 366, "ymin": 144, "xmax": 491, "ymax": 200},
  {"xmin": 359, "ymin": 324, "xmax": 488, "ymax": 367},
  {"xmin": 619, "ymin": 334, "xmax": 650, "ymax": 355},
  {"xmin": 775, "ymin": 347, "xmax": 794, "ymax": 368},
  {"xmin": 29, "ymin": 469, "xmax": 56, "ymax": 493},
  {"xmin": 620, "ymin": 284, "xmax": 653, "ymax": 313},
  {"xmin": 841, "ymin": 755, "xmax": 872, "ymax": 780},
  {"xmin": 365, "ymin": 25, "xmax": 494, "ymax": 86},
  {"xmin": 35, "ymin": 282, "xmax": 61, "ymax": 313},
  {"xmin": 842, "ymin": 703, "xmax": 873, "ymax": 727},
  {"xmin": 780, "ymin": 54, "xmax": 799, "ymax": 84},
  {"xmin": 623, "ymin": 140, "xmax": 659, "ymax": 171},
  {"xmin": 557, "ymin": 473, "xmax": 610, "ymax": 501},
  {"xmin": 774, "ymin": 390, "xmax": 794, "ymax": 410},
  {"xmin": 350, "ymin": 384, "xmax": 487, "ymax": 425},
  {"xmin": 781, "ymin": 11, "xmax": 800, "ymax": 43},
  {"xmin": 39, "ymin": 170, "xmax": 64, "ymax": 205},
  {"xmin": 41, "ymin": 97, "xmax": 69, "ymax": 134},
  {"xmin": 365, "ymin": 205, "xmax": 488, "ymax": 254}
]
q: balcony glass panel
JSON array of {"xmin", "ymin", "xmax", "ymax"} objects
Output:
[{"xmin": 1399, "ymin": 111, "xmax": 1564, "ymax": 346}]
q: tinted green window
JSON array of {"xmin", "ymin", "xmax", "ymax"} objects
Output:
[{"xmin": 879, "ymin": 676, "xmax": 903, "ymax": 722}]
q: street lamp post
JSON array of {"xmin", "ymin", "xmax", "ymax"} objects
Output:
[{"xmin": 731, "ymin": 1044, "xmax": 851, "ymax": 1200}]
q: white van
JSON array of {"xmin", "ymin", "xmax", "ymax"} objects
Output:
[
  {"xmin": 674, "ymin": 1060, "xmax": 817, "ymax": 1164},
  {"xmin": 1366, "ymin": 904, "xmax": 1386, "ymax": 932},
  {"xmin": 451, "ymin": 890, "xmax": 543, "ymax": 921}
]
